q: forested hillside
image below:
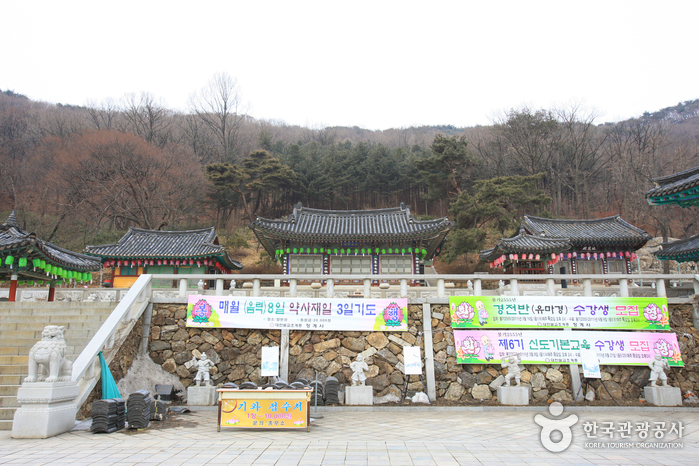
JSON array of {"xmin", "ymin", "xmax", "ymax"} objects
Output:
[{"xmin": 2, "ymin": 78, "xmax": 698, "ymax": 271}]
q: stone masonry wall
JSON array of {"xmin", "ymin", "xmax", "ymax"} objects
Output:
[{"xmin": 148, "ymin": 302, "xmax": 699, "ymax": 403}]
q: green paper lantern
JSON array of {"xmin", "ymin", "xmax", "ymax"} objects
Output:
[
  {"xmin": 401, "ymin": 248, "xmax": 406, "ymax": 254},
  {"xmin": 354, "ymin": 249, "xmax": 359, "ymax": 255},
  {"xmin": 340, "ymin": 248, "xmax": 345, "ymax": 255},
  {"xmin": 51, "ymin": 266, "xmax": 58, "ymax": 275},
  {"xmin": 18, "ymin": 257, "xmax": 27, "ymax": 267},
  {"xmin": 408, "ymin": 247, "xmax": 413, "ymax": 253},
  {"xmin": 313, "ymin": 248, "xmax": 318, "ymax": 254},
  {"xmin": 361, "ymin": 248, "xmax": 365, "ymax": 254},
  {"xmin": 293, "ymin": 248, "xmax": 298, "ymax": 254},
  {"xmin": 381, "ymin": 249, "xmax": 386, "ymax": 254},
  {"xmin": 375, "ymin": 248, "xmax": 379, "ymax": 254},
  {"xmin": 388, "ymin": 248, "xmax": 393, "ymax": 254},
  {"xmin": 320, "ymin": 248, "xmax": 324, "ymax": 253},
  {"xmin": 334, "ymin": 248, "xmax": 338, "ymax": 255},
  {"xmin": 4, "ymin": 256, "xmax": 14, "ymax": 265},
  {"xmin": 88, "ymin": 273, "xmax": 93, "ymax": 282},
  {"xmin": 286, "ymin": 248, "xmax": 291, "ymax": 254},
  {"xmin": 32, "ymin": 258, "xmax": 40, "ymax": 267}
]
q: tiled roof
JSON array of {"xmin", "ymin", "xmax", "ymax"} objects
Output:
[
  {"xmin": 480, "ymin": 231, "xmax": 570, "ymax": 261},
  {"xmin": 521, "ymin": 215, "xmax": 651, "ymax": 250},
  {"xmin": 0, "ymin": 212, "xmax": 101, "ymax": 272},
  {"xmin": 655, "ymin": 234, "xmax": 699, "ymax": 262},
  {"xmin": 85, "ymin": 227, "xmax": 242, "ymax": 270},
  {"xmin": 250, "ymin": 203, "xmax": 452, "ymax": 259},
  {"xmin": 646, "ymin": 165, "xmax": 699, "ymax": 199}
]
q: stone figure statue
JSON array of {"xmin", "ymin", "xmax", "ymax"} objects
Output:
[
  {"xmin": 467, "ymin": 280, "xmax": 473, "ymax": 290},
  {"xmin": 25, "ymin": 325, "xmax": 73, "ymax": 383},
  {"xmin": 229, "ymin": 280, "xmax": 236, "ymax": 290},
  {"xmin": 648, "ymin": 354, "xmax": 670, "ymax": 387},
  {"xmin": 197, "ymin": 279, "xmax": 204, "ymax": 291},
  {"xmin": 349, "ymin": 354, "xmax": 369, "ymax": 386},
  {"xmin": 191, "ymin": 352, "xmax": 216, "ymax": 386},
  {"xmin": 501, "ymin": 354, "xmax": 521, "ymax": 386}
]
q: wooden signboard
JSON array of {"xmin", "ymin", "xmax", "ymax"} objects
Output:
[{"xmin": 217, "ymin": 389, "xmax": 311, "ymax": 431}]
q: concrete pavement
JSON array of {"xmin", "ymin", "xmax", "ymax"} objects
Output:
[{"xmin": 0, "ymin": 406, "xmax": 697, "ymax": 465}]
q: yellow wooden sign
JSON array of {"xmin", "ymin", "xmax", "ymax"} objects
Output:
[{"xmin": 218, "ymin": 390, "xmax": 310, "ymax": 431}]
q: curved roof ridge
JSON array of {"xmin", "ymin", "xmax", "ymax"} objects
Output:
[
  {"xmin": 524, "ymin": 214, "xmax": 622, "ymax": 224},
  {"xmin": 652, "ymin": 165, "xmax": 699, "ymax": 185}
]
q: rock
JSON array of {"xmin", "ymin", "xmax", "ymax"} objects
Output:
[
  {"xmin": 520, "ymin": 370, "xmax": 531, "ymax": 384},
  {"xmin": 339, "ymin": 347, "xmax": 357, "ymax": 357},
  {"xmin": 444, "ymin": 382, "xmax": 466, "ymax": 400},
  {"xmin": 150, "ymin": 340, "xmax": 171, "ymax": 351},
  {"xmin": 323, "ymin": 350, "xmax": 339, "ymax": 361},
  {"xmin": 471, "ymin": 384, "xmax": 492, "ymax": 400},
  {"xmin": 401, "ymin": 333, "xmax": 417, "ymax": 345},
  {"xmin": 367, "ymin": 374, "xmax": 390, "ymax": 391},
  {"xmin": 365, "ymin": 365, "xmax": 380, "ymax": 379},
  {"xmin": 476, "ymin": 370, "xmax": 493, "ymax": 385},
  {"xmin": 289, "ymin": 345, "xmax": 302, "ymax": 356},
  {"xmin": 308, "ymin": 356, "xmax": 330, "ymax": 371},
  {"xmin": 375, "ymin": 359, "xmax": 393, "ymax": 375},
  {"xmin": 585, "ymin": 388, "xmax": 595, "ymax": 402},
  {"xmin": 631, "ymin": 367, "xmax": 651, "ymax": 387},
  {"xmin": 313, "ymin": 338, "xmax": 341, "ymax": 353},
  {"xmin": 202, "ymin": 331, "xmax": 219, "ymax": 345},
  {"xmin": 601, "ymin": 371, "xmax": 612, "ymax": 381},
  {"xmin": 458, "ymin": 372, "xmax": 476, "ymax": 388},
  {"xmin": 546, "ymin": 368, "xmax": 563, "ymax": 383},
  {"xmin": 162, "ymin": 358, "xmax": 176, "ymax": 373},
  {"xmin": 390, "ymin": 372, "xmax": 404, "ymax": 385},
  {"xmin": 206, "ymin": 349, "xmax": 220, "ymax": 364},
  {"xmin": 532, "ymin": 389, "xmax": 549, "ymax": 401},
  {"xmin": 377, "ymin": 348, "xmax": 399, "ymax": 365},
  {"xmin": 366, "ymin": 332, "xmax": 389, "ymax": 349},
  {"xmin": 222, "ymin": 329, "xmax": 234, "ymax": 341},
  {"xmin": 161, "ymin": 324, "xmax": 179, "ymax": 335},
  {"xmin": 551, "ymin": 390, "xmax": 573, "ymax": 403},
  {"xmin": 598, "ymin": 381, "xmax": 622, "ymax": 401},
  {"xmin": 388, "ymin": 335, "xmax": 409, "ymax": 347},
  {"xmin": 434, "ymin": 361, "xmax": 447, "ymax": 376},
  {"xmin": 174, "ymin": 351, "xmax": 191, "ymax": 365},
  {"xmin": 531, "ymin": 372, "xmax": 546, "ymax": 391},
  {"xmin": 172, "ymin": 329, "xmax": 190, "ymax": 341},
  {"xmin": 360, "ymin": 347, "xmax": 378, "ymax": 360},
  {"xmin": 248, "ymin": 331, "xmax": 263, "ymax": 346},
  {"xmin": 342, "ymin": 337, "xmax": 366, "ymax": 352},
  {"xmin": 326, "ymin": 361, "xmax": 342, "ymax": 375},
  {"xmin": 176, "ymin": 365, "xmax": 190, "ymax": 378},
  {"xmin": 489, "ymin": 375, "xmax": 505, "ymax": 391}
]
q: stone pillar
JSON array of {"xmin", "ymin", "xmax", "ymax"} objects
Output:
[
  {"xmin": 178, "ymin": 278, "xmax": 187, "ymax": 297},
  {"xmin": 565, "ymin": 328, "xmax": 582, "ymax": 401},
  {"xmin": 619, "ymin": 278, "xmax": 629, "ymax": 297},
  {"xmin": 656, "ymin": 278, "xmax": 667, "ymax": 298},
  {"xmin": 583, "ymin": 278, "xmax": 592, "ymax": 297},
  {"xmin": 473, "ymin": 279, "xmax": 482, "ymax": 296},
  {"xmin": 326, "ymin": 279, "xmax": 334, "ymax": 298},
  {"xmin": 215, "ymin": 279, "xmax": 224, "ymax": 296},
  {"xmin": 363, "ymin": 279, "xmax": 371, "ymax": 297},
  {"xmin": 422, "ymin": 303, "xmax": 436, "ymax": 401},
  {"xmin": 546, "ymin": 278, "xmax": 555, "ymax": 296},
  {"xmin": 253, "ymin": 279, "xmax": 261, "ymax": 297},
  {"xmin": 509, "ymin": 278, "xmax": 518, "ymax": 296},
  {"xmin": 437, "ymin": 279, "xmax": 445, "ymax": 298},
  {"xmin": 9, "ymin": 274, "xmax": 18, "ymax": 302},
  {"xmin": 289, "ymin": 279, "xmax": 297, "ymax": 297},
  {"xmin": 400, "ymin": 279, "xmax": 408, "ymax": 298},
  {"xmin": 280, "ymin": 329, "xmax": 290, "ymax": 382},
  {"xmin": 12, "ymin": 382, "xmax": 79, "ymax": 438}
]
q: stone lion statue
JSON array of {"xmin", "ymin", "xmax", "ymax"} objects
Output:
[{"xmin": 24, "ymin": 325, "xmax": 73, "ymax": 383}]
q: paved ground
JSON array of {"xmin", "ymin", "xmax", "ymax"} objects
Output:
[{"xmin": 1, "ymin": 406, "xmax": 698, "ymax": 465}]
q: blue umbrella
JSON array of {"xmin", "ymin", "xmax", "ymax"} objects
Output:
[{"xmin": 99, "ymin": 351, "xmax": 122, "ymax": 400}]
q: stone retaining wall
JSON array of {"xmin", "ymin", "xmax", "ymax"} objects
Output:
[{"xmin": 147, "ymin": 302, "xmax": 699, "ymax": 403}]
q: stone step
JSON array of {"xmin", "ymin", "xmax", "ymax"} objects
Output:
[
  {"xmin": 0, "ymin": 385, "xmax": 20, "ymax": 396},
  {"xmin": 0, "ymin": 396, "xmax": 20, "ymax": 408},
  {"xmin": 0, "ymin": 408, "xmax": 15, "ymax": 420},
  {"xmin": 0, "ymin": 365, "xmax": 28, "ymax": 375},
  {"xmin": 2, "ymin": 321, "xmax": 104, "ymax": 331},
  {"xmin": 0, "ymin": 339, "xmax": 94, "ymax": 350},
  {"xmin": 0, "ymin": 355, "xmax": 27, "ymax": 365},
  {"xmin": 0, "ymin": 374, "xmax": 23, "ymax": 385},
  {"xmin": 0, "ymin": 308, "xmax": 106, "ymax": 317},
  {"xmin": 0, "ymin": 329, "xmax": 94, "ymax": 339},
  {"xmin": 0, "ymin": 419, "xmax": 12, "ymax": 431}
]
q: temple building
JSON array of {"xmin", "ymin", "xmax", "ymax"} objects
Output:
[
  {"xmin": 480, "ymin": 215, "xmax": 652, "ymax": 275},
  {"xmin": 249, "ymin": 203, "xmax": 452, "ymax": 281},
  {"xmin": 85, "ymin": 227, "xmax": 242, "ymax": 288},
  {"xmin": 646, "ymin": 165, "xmax": 699, "ymax": 265},
  {"xmin": 0, "ymin": 211, "xmax": 101, "ymax": 301}
]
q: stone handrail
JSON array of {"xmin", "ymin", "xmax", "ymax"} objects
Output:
[{"xmin": 71, "ymin": 274, "xmax": 153, "ymax": 409}]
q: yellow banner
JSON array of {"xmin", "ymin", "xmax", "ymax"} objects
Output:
[{"xmin": 220, "ymin": 397, "xmax": 308, "ymax": 429}]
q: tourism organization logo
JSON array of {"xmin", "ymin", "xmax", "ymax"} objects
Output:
[
  {"xmin": 534, "ymin": 403, "xmax": 685, "ymax": 452},
  {"xmin": 535, "ymin": 402, "xmax": 578, "ymax": 452}
]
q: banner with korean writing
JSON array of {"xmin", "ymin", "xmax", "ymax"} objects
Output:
[
  {"xmin": 449, "ymin": 296, "xmax": 670, "ymax": 330},
  {"xmin": 186, "ymin": 295, "xmax": 409, "ymax": 331},
  {"xmin": 220, "ymin": 397, "xmax": 308, "ymax": 429},
  {"xmin": 453, "ymin": 329, "xmax": 684, "ymax": 366}
]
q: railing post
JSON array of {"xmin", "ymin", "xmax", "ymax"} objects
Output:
[
  {"xmin": 280, "ymin": 329, "xmax": 289, "ymax": 382},
  {"xmin": 619, "ymin": 278, "xmax": 629, "ymax": 297},
  {"xmin": 693, "ymin": 274, "xmax": 699, "ymax": 295},
  {"xmin": 289, "ymin": 279, "xmax": 297, "ymax": 297},
  {"xmin": 437, "ymin": 279, "xmax": 445, "ymax": 298},
  {"xmin": 326, "ymin": 279, "xmax": 334, "ymax": 298},
  {"xmin": 253, "ymin": 279, "xmax": 261, "ymax": 297},
  {"xmin": 509, "ymin": 278, "xmax": 518, "ymax": 296},
  {"xmin": 400, "ymin": 279, "xmax": 408, "ymax": 298},
  {"xmin": 546, "ymin": 278, "xmax": 555, "ymax": 296},
  {"xmin": 655, "ymin": 278, "xmax": 666, "ymax": 298},
  {"xmin": 474, "ymin": 279, "xmax": 482, "ymax": 296},
  {"xmin": 363, "ymin": 279, "xmax": 371, "ymax": 297},
  {"xmin": 422, "ymin": 303, "xmax": 436, "ymax": 401},
  {"xmin": 583, "ymin": 278, "xmax": 592, "ymax": 297},
  {"xmin": 178, "ymin": 278, "xmax": 187, "ymax": 297},
  {"xmin": 215, "ymin": 279, "xmax": 224, "ymax": 296}
]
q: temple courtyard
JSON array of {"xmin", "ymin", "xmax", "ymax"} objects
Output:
[{"xmin": 1, "ymin": 406, "xmax": 697, "ymax": 465}]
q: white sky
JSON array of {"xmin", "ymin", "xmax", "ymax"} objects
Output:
[{"xmin": 2, "ymin": 1, "xmax": 697, "ymax": 130}]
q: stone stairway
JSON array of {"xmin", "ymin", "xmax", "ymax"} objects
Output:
[{"xmin": 0, "ymin": 302, "xmax": 117, "ymax": 430}]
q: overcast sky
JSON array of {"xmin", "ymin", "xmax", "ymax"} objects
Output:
[{"xmin": 2, "ymin": 1, "xmax": 697, "ymax": 130}]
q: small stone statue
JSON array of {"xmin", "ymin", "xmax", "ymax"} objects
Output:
[
  {"xmin": 191, "ymin": 352, "xmax": 216, "ymax": 386},
  {"xmin": 498, "ymin": 280, "xmax": 504, "ymax": 289},
  {"xmin": 349, "ymin": 354, "xmax": 369, "ymax": 386},
  {"xmin": 648, "ymin": 354, "xmax": 670, "ymax": 387},
  {"xmin": 229, "ymin": 280, "xmax": 236, "ymax": 291},
  {"xmin": 501, "ymin": 355, "xmax": 521, "ymax": 386},
  {"xmin": 467, "ymin": 280, "xmax": 473, "ymax": 290},
  {"xmin": 197, "ymin": 279, "xmax": 204, "ymax": 291},
  {"xmin": 25, "ymin": 325, "xmax": 73, "ymax": 383}
]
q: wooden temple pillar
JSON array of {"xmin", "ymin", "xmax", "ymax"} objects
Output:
[
  {"xmin": 48, "ymin": 282, "xmax": 56, "ymax": 302},
  {"xmin": 9, "ymin": 274, "xmax": 18, "ymax": 302}
]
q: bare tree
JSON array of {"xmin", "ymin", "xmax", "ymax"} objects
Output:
[
  {"xmin": 189, "ymin": 73, "xmax": 247, "ymax": 162},
  {"xmin": 118, "ymin": 92, "xmax": 173, "ymax": 148},
  {"xmin": 86, "ymin": 98, "xmax": 119, "ymax": 130}
]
